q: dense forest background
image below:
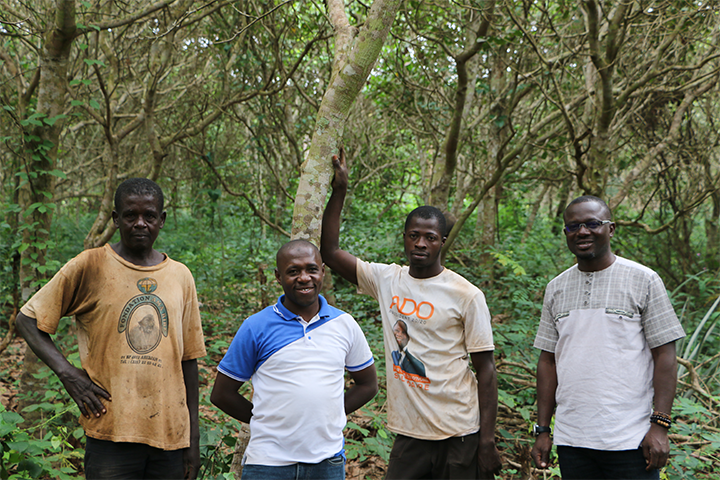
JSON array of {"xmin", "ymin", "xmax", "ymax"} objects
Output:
[{"xmin": 1, "ymin": 0, "xmax": 719, "ymax": 478}]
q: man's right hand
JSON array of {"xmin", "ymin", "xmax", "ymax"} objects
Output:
[
  {"xmin": 531, "ymin": 433, "xmax": 552, "ymax": 469},
  {"xmin": 59, "ymin": 366, "xmax": 111, "ymax": 418},
  {"xmin": 331, "ymin": 147, "xmax": 349, "ymax": 191}
]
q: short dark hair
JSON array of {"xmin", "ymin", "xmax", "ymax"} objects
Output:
[
  {"xmin": 394, "ymin": 320, "xmax": 408, "ymax": 335},
  {"xmin": 405, "ymin": 206, "xmax": 447, "ymax": 237},
  {"xmin": 276, "ymin": 239, "xmax": 320, "ymax": 267},
  {"xmin": 114, "ymin": 178, "xmax": 164, "ymax": 213},
  {"xmin": 565, "ymin": 195, "xmax": 612, "ymax": 219}
]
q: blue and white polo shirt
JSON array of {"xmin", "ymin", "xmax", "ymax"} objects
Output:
[{"xmin": 217, "ymin": 295, "xmax": 374, "ymax": 465}]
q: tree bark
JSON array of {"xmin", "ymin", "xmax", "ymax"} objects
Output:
[
  {"xmin": 428, "ymin": 2, "xmax": 495, "ymax": 210},
  {"xmin": 291, "ymin": 0, "xmax": 402, "ymax": 242},
  {"xmin": 17, "ymin": 0, "xmax": 77, "ymax": 426}
]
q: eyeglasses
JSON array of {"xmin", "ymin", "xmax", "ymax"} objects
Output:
[{"xmin": 564, "ymin": 220, "xmax": 612, "ymax": 233}]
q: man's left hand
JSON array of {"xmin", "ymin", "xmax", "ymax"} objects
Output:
[
  {"xmin": 478, "ymin": 439, "xmax": 502, "ymax": 479},
  {"xmin": 641, "ymin": 423, "xmax": 670, "ymax": 471},
  {"xmin": 183, "ymin": 443, "xmax": 201, "ymax": 480}
]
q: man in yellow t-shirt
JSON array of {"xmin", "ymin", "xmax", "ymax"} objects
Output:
[
  {"xmin": 321, "ymin": 149, "xmax": 502, "ymax": 479},
  {"xmin": 16, "ymin": 178, "xmax": 206, "ymax": 480}
]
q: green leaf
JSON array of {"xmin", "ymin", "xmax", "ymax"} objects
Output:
[
  {"xmin": 17, "ymin": 458, "xmax": 43, "ymax": 477},
  {"xmin": 70, "ymin": 100, "xmax": 84, "ymax": 106},
  {"xmin": 89, "ymin": 99, "xmax": 100, "ymax": 110},
  {"xmin": 345, "ymin": 421, "xmax": 370, "ymax": 436},
  {"xmin": 20, "ymin": 112, "xmax": 46, "ymax": 127},
  {"xmin": 43, "ymin": 114, "xmax": 67, "ymax": 126},
  {"xmin": 83, "ymin": 59, "xmax": 106, "ymax": 67}
]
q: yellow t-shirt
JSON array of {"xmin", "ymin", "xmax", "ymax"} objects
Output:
[
  {"xmin": 21, "ymin": 244, "xmax": 206, "ymax": 450},
  {"xmin": 357, "ymin": 259, "xmax": 494, "ymax": 440}
]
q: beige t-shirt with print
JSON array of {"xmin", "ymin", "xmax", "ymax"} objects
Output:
[
  {"xmin": 357, "ymin": 259, "xmax": 494, "ymax": 440},
  {"xmin": 21, "ymin": 244, "xmax": 206, "ymax": 450}
]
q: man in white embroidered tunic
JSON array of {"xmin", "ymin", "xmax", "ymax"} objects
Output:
[{"xmin": 531, "ymin": 195, "xmax": 685, "ymax": 479}]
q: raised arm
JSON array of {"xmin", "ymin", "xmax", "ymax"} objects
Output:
[
  {"xmin": 15, "ymin": 312, "xmax": 111, "ymax": 419},
  {"xmin": 532, "ymin": 350, "xmax": 558, "ymax": 469},
  {"xmin": 344, "ymin": 364, "xmax": 378, "ymax": 414},
  {"xmin": 210, "ymin": 372, "xmax": 253, "ymax": 424},
  {"xmin": 320, "ymin": 147, "xmax": 359, "ymax": 285},
  {"xmin": 470, "ymin": 351, "xmax": 502, "ymax": 478},
  {"xmin": 641, "ymin": 341, "xmax": 677, "ymax": 471}
]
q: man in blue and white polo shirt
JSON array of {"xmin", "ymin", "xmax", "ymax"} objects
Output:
[{"xmin": 211, "ymin": 239, "xmax": 378, "ymax": 480}]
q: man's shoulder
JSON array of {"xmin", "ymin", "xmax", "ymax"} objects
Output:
[
  {"xmin": 55, "ymin": 245, "xmax": 110, "ymax": 275},
  {"xmin": 441, "ymin": 267, "xmax": 478, "ymax": 286},
  {"xmin": 546, "ymin": 264, "xmax": 580, "ymax": 287},
  {"xmin": 358, "ymin": 258, "xmax": 402, "ymax": 273},
  {"xmin": 242, "ymin": 304, "xmax": 280, "ymax": 327},
  {"xmin": 612, "ymin": 256, "xmax": 659, "ymax": 278},
  {"xmin": 162, "ymin": 255, "xmax": 194, "ymax": 276},
  {"xmin": 439, "ymin": 267, "xmax": 483, "ymax": 296}
]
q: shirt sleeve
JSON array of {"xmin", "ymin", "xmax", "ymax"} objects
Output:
[
  {"xmin": 20, "ymin": 255, "xmax": 87, "ymax": 335},
  {"xmin": 642, "ymin": 272, "xmax": 685, "ymax": 349},
  {"xmin": 534, "ymin": 284, "xmax": 559, "ymax": 353},
  {"xmin": 344, "ymin": 315, "xmax": 374, "ymax": 372},
  {"xmin": 180, "ymin": 267, "xmax": 207, "ymax": 361},
  {"xmin": 217, "ymin": 321, "xmax": 259, "ymax": 382},
  {"xmin": 356, "ymin": 259, "xmax": 381, "ymax": 300},
  {"xmin": 463, "ymin": 289, "xmax": 495, "ymax": 353}
]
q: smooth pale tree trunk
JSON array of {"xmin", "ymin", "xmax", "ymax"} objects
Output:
[{"xmin": 291, "ymin": 0, "xmax": 402, "ymax": 242}]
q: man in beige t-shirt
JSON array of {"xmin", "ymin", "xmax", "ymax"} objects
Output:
[
  {"xmin": 16, "ymin": 178, "xmax": 206, "ymax": 480},
  {"xmin": 321, "ymin": 149, "xmax": 502, "ymax": 479}
]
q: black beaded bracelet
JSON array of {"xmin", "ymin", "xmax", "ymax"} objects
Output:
[{"xmin": 650, "ymin": 414, "xmax": 672, "ymax": 429}]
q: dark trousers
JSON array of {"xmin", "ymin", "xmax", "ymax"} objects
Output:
[
  {"xmin": 557, "ymin": 446, "xmax": 660, "ymax": 480},
  {"xmin": 385, "ymin": 432, "xmax": 480, "ymax": 480},
  {"xmin": 84, "ymin": 437, "xmax": 184, "ymax": 480}
]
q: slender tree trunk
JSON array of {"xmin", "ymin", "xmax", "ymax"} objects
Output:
[
  {"xmin": 428, "ymin": 3, "xmax": 495, "ymax": 210},
  {"xmin": 18, "ymin": 0, "xmax": 77, "ymax": 425},
  {"xmin": 291, "ymin": 0, "xmax": 402, "ymax": 242}
]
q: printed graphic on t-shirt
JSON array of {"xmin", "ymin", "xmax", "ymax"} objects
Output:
[
  {"xmin": 117, "ymin": 278, "xmax": 169, "ymax": 355},
  {"xmin": 391, "ymin": 317, "xmax": 430, "ymax": 389},
  {"xmin": 389, "ymin": 296, "xmax": 434, "ymax": 324}
]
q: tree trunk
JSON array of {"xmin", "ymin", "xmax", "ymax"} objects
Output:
[
  {"xmin": 428, "ymin": 3, "xmax": 495, "ymax": 210},
  {"xmin": 291, "ymin": 0, "xmax": 402, "ymax": 242},
  {"xmin": 17, "ymin": 0, "xmax": 77, "ymax": 424}
]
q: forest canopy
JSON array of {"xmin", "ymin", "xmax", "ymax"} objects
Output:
[{"xmin": 1, "ymin": 1, "xmax": 719, "ymax": 479}]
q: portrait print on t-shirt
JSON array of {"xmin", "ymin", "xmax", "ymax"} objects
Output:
[
  {"xmin": 118, "ymin": 277, "xmax": 169, "ymax": 355},
  {"xmin": 390, "ymin": 319, "xmax": 429, "ymax": 384}
]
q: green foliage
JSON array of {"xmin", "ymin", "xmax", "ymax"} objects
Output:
[
  {"xmin": 0, "ymin": 405, "xmax": 83, "ymax": 480},
  {"xmin": 344, "ymin": 408, "xmax": 394, "ymax": 463},
  {"xmin": 197, "ymin": 416, "xmax": 242, "ymax": 480}
]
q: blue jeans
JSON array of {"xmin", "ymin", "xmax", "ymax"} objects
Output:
[
  {"xmin": 84, "ymin": 437, "xmax": 184, "ymax": 480},
  {"xmin": 241, "ymin": 455, "xmax": 345, "ymax": 480},
  {"xmin": 557, "ymin": 446, "xmax": 660, "ymax": 480}
]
